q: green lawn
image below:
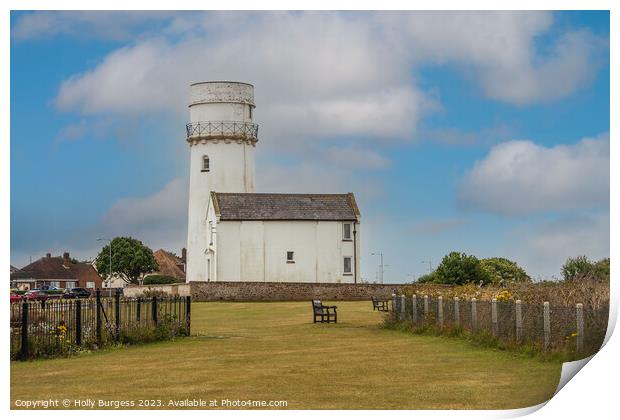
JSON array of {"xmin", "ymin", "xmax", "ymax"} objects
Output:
[{"xmin": 11, "ymin": 301, "xmax": 562, "ymax": 409}]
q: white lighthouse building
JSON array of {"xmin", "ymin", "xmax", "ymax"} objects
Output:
[{"xmin": 186, "ymin": 81, "xmax": 361, "ymax": 283}]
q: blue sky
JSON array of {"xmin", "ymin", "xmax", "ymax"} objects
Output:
[{"xmin": 10, "ymin": 11, "xmax": 609, "ymax": 280}]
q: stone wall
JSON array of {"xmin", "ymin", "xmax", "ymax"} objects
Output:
[
  {"xmin": 124, "ymin": 283, "xmax": 191, "ymax": 298},
  {"xmin": 189, "ymin": 281, "xmax": 408, "ymax": 302}
]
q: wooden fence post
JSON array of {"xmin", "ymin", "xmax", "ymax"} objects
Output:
[
  {"xmin": 543, "ymin": 301, "xmax": 550, "ymax": 350},
  {"xmin": 424, "ymin": 295, "xmax": 429, "ymax": 317},
  {"xmin": 20, "ymin": 300, "xmax": 29, "ymax": 360},
  {"xmin": 136, "ymin": 298, "xmax": 141, "ymax": 322},
  {"xmin": 75, "ymin": 299, "xmax": 82, "ymax": 346},
  {"xmin": 392, "ymin": 293, "xmax": 397, "ymax": 313},
  {"xmin": 454, "ymin": 297, "xmax": 460, "ymax": 327},
  {"xmin": 515, "ymin": 300, "xmax": 522, "ymax": 342},
  {"xmin": 576, "ymin": 303, "xmax": 584, "ymax": 353},
  {"xmin": 437, "ymin": 296, "xmax": 444, "ymax": 328},
  {"xmin": 491, "ymin": 298, "xmax": 498, "ymax": 336},
  {"xmin": 96, "ymin": 289, "xmax": 102, "ymax": 346},
  {"xmin": 152, "ymin": 296, "xmax": 158, "ymax": 326},
  {"xmin": 400, "ymin": 295, "xmax": 406, "ymax": 320},
  {"xmin": 186, "ymin": 296, "xmax": 191, "ymax": 336},
  {"xmin": 115, "ymin": 288, "xmax": 121, "ymax": 340},
  {"xmin": 411, "ymin": 295, "xmax": 417, "ymax": 324},
  {"xmin": 471, "ymin": 298, "xmax": 477, "ymax": 332}
]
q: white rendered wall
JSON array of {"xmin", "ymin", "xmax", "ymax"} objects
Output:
[
  {"xmin": 186, "ymin": 82, "xmax": 256, "ymax": 282},
  {"xmin": 215, "ymin": 220, "xmax": 359, "ymax": 283}
]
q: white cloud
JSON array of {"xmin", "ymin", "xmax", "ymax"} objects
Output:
[
  {"xmin": 323, "ymin": 146, "xmax": 391, "ymax": 170},
  {"xmin": 99, "ymin": 178, "xmax": 188, "ymax": 252},
  {"xmin": 458, "ymin": 134, "xmax": 609, "ymax": 215},
  {"xmin": 385, "ymin": 11, "xmax": 604, "ymax": 104},
  {"xmin": 12, "ymin": 11, "xmax": 175, "ymax": 41},
  {"xmin": 49, "ymin": 11, "xmax": 606, "ymax": 141},
  {"xmin": 258, "ymin": 161, "xmax": 385, "ymax": 205},
  {"xmin": 505, "ymin": 211, "xmax": 609, "ymax": 279}
]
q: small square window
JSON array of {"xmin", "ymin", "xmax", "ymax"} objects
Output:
[
  {"xmin": 343, "ymin": 257, "xmax": 352, "ymax": 274},
  {"xmin": 287, "ymin": 251, "xmax": 295, "ymax": 262},
  {"xmin": 343, "ymin": 223, "xmax": 352, "ymax": 240}
]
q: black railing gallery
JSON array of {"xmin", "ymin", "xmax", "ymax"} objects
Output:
[{"xmin": 186, "ymin": 121, "xmax": 259, "ymax": 141}]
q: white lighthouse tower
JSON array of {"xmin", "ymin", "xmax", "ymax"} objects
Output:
[{"xmin": 185, "ymin": 81, "xmax": 258, "ymax": 281}]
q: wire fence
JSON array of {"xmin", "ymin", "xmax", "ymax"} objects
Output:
[
  {"xmin": 391, "ymin": 294, "xmax": 607, "ymax": 358},
  {"xmin": 10, "ymin": 290, "xmax": 191, "ymax": 360}
]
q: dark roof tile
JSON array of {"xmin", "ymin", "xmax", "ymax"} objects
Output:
[{"xmin": 212, "ymin": 192, "xmax": 360, "ymax": 221}]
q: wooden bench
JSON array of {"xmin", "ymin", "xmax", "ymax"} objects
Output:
[
  {"xmin": 371, "ymin": 296, "xmax": 390, "ymax": 312},
  {"xmin": 311, "ymin": 300, "xmax": 338, "ymax": 323}
]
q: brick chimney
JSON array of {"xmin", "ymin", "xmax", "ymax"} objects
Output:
[
  {"xmin": 63, "ymin": 252, "xmax": 70, "ymax": 266},
  {"xmin": 181, "ymin": 248, "xmax": 187, "ymax": 273}
]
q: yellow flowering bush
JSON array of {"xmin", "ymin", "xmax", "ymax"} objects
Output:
[{"xmin": 495, "ymin": 290, "xmax": 512, "ymax": 302}]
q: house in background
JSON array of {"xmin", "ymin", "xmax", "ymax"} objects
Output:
[
  {"xmin": 151, "ymin": 249, "xmax": 186, "ymax": 282},
  {"xmin": 96, "ymin": 248, "xmax": 187, "ymax": 287},
  {"xmin": 11, "ymin": 252, "xmax": 103, "ymax": 291}
]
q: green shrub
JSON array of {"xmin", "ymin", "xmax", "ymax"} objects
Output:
[
  {"xmin": 416, "ymin": 272, "xmax": 440, "ymax": 284},
  {"xmin": 562, "ymin": 256, "xmax": 593, "ymax": 281},
  {"xmin": 143, "ymin": 275, "xmax": 178, "ymax": 285},
  {"xmin": 592, "ymin": 258, "xmax": 610, "ymax": 281},
  {"xmin": 480, "ymin": 257, "xmax": 531, "ymax": 284},
  {"xmin": 435, "ymin": 252, "xmax": 491, "ymax": 285}
]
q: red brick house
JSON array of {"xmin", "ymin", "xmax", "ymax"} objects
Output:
[{"xmin": 11, "ymin": 252, "xmax": 103, "ymax": 291}]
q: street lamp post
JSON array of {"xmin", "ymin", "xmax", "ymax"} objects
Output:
[
  {"xmin": 421, "ymin": 260, "xmax": 433, "ymax": 273},
  {"xmin": 371, "ymin": 252, "xmax": 385, "ymax": 284},
  {"xmin": 97, "ymin": 238, "xmax": 113, "ymax": 297}
]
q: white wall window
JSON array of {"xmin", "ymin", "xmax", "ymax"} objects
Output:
[
  {"xmin": 343, "ymin": 257, "xmax": 352, "ymax": 274},
  {"xmin": 343, "ymin": 223, "xmax": 352, "ymax": 240},
  {"xmin": 202, "ymin": 155, "xmax": 210, "ymax": 172},
  {"xmin": 286, "ymin": 251, "xmax": 295, "ymax": 263},
  {"xmin": 65, "ymin": 281, "xmax": 76, "ymax": 289},
  {"xmin": 50, "ymin": 281, "xmax": 60, "ymax": 288},
  {"xmin": 86, "ymin": 282, "xmax": 95, "ymax": 289}
]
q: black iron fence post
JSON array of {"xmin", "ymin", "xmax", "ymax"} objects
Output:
[
  {"xmin": 75, "ymin": 300, "xmax": 82, "ymax": 346},
  {"xmin": 20, "ymin": 300, "xmax": 29, "ymax": 360},
  {"xmin": 136, "ymin": 298, "xmax": 141, "ymax": 322},
  {"xmin": 185, "ymin": 296, "xmax": 191, "ymax": 336},
  {"xmin": 96, "ymin": 289, "xmax": 102, "ymax": 346},
  {"xmin": 115, "ymin": 289, "xmax": 121, "ymax": 340},
  {"xmin": 152, "ymin": 296, "xmax": 158, "ymax": 326}
]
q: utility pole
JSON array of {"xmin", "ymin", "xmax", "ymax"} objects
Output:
[
  {"xmin": 421, "ymin": 260, "xmax": 433, "ymax": 273},
  {"xmin": 371, "ymin": 252, "xmax": 385, "ymax": 284}
]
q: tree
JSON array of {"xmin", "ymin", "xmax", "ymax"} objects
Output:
[
  {"xmin": 95, "ymin": 237, "xmax": 159, "ymax": 285},
  {"xmin": 480, "ymin": 257, "xmax": 531, "ymax": 285},
  {"xmin": 434, "ymin": 252, "xmax": 491, "ymax": 285},
  {"xmin": 592, "ymin": 258, "xmax": 610, "ymax": 281},
  {"xmin": 561, "ymin": 256, "xmax": 593, "ymax": 281}
]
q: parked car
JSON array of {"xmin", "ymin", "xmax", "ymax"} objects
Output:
[
  {"xmin": 66, "ymin": 288, "xmax": 92, "ymax": 299},
  {"xmin": 23, "ymin": 290, "xmax": 49, "ymax": 301},
  {"xmin": 10, "ymin": 292, "xmax": 23, "ymax": 303}
]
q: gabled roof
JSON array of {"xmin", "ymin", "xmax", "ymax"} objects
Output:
[
  {"xmin": 211, "ymin": 192, "xmax": 361, "ymax": 221},
  {"xmin": 153, "ymin": 249, "xmax": 186, "ymax": 281},
  {"xmin": 11, "ymin": 255, "xmax": 102, "ymax": 281}
]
